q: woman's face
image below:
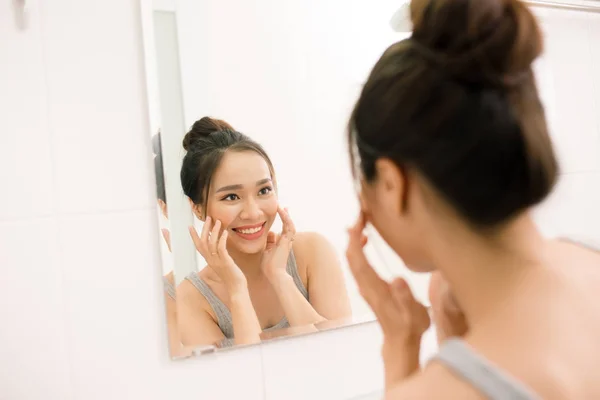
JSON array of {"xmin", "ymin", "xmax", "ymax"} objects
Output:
[
  {"xmin": 358, "ymin": 159, "xmax": 434, "ymax": 273},
  {"xmin": 204, "ymin": 150, "xmax": 278, "ymax": 255}
]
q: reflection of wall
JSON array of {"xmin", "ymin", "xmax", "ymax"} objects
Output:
[
  {"xmin": 152, "ymin": 11, "xmax": 197, "ymax": 285},
  {"xmin": 3, "ymin": 2, "xmax": 600, "ymax": 400}
]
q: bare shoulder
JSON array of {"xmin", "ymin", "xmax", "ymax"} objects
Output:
[
  {"xmin": 291, "ymin": 232, "xmax": 338, "ymax": 276},
  {"xmin": 294, "ymin": 231, "xmax": 331, "ymax": 248},
  {"xmin": 176, "ymin": 274, "xmax": 216, "ymax": 319},
  {"xmin": 385, "ymin": 363, "xmax": 486, "ymax": 400}
]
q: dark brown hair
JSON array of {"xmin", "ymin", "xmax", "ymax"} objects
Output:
[
  {"xmin": 152, "ymin": 131, "xmax": 166, "ymax": 203},
  {"xmin": 348, "ymin": 0, "xmax": 558, "ymax": 229},
  {"xmin": 181, "ymin": 117, "xmax": 276, "ymax": 213}
]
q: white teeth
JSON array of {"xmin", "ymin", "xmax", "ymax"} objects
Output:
[{"xmin": 237, "ymin": 226, "xmax": 262, "ymax": 234}]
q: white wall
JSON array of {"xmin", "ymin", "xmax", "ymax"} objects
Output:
[{"xmin": 1, "ymin": 2, "xmax": 599, "ymax": 400}]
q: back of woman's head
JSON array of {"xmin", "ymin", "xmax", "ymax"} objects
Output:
[
  {"xmin": 349, "ymin": 0, "xmax": 558, "ymax": 229},
  {"xmin": 181, "ymin": 116, "xmax": 275, "ymax": 209}
]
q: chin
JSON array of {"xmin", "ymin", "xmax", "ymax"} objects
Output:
[{"xmin": 229, "ymin": 235, "xmax": 267, "ymax": 255}]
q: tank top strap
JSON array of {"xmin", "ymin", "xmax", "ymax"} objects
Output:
[
  {"xmin": 431, "ymin": 338, "xmax": 540, "ymax": 400},
  {"xmin": 184, "ymin": 272, "xmax": 234, "ymax": 338},
  {"xmin": 286, "ymin": 249, "xmax": 309, "ymax": 300},
  {"xmin": 163, "ymin": 275, "xmax": 176, "ymax": 300}
]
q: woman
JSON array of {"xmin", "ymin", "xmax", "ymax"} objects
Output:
[
  {"xmin": 345, "ymin": 0, "xmax": 600, "ymax": 398},
  {"xmin": 177, "ymin": 117, "xmax": 352, "ymax": 348}
]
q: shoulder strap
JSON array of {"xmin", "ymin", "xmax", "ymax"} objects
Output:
[
  {"xmin": 184, "ymin": 272, "xmax": 234, "ymax": 338},
  {"xmin": 163, "ymin": 276, "xmax": 176, "ymax": 300},
  {"xmin": 432, "ymin": 339, "xmax": 540, "ymax": 400},
  {"xmin": 286, "ymin": 249, "xmax": 309, "ymax": 300},
  {"xmin": 560, "ymin": 236, "xmax": 600, "ymax": 253}
]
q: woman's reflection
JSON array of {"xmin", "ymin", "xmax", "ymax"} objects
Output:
[
  {"xmin": 152, "ymin": 132, "xmax": 181, "ymax": 355},
  {"xmin": 177, "ymin": 117, "xmax": 352, "ymax": 348}
]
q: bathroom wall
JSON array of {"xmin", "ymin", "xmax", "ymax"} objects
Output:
[{"xmin": 1, "ymin": 1, "xmax": 599, "ymax": 400}]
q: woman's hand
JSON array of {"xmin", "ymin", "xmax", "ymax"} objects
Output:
[
  {"xmin": 428, "ymin": 272, "xmax": 468, "ymax": 344},
  {"xmin": 189, "ymin": 217, "xmax": 247, "ymax": 292},
  {"xmin": 261, "ymin": 206, "xmax": 296, "ymax": 281},
  {"xmin": 346, "ymin": 211, "xmax": 430, "ymax": 387}
]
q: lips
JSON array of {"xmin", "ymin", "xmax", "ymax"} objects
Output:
[{"xmin": 232, "ymin": 222, "xmax": 266, "ymax": 241}]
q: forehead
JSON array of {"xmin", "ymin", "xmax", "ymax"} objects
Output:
[{"xmin": 211, "ymin": 150, "xmax": 272, "ymax": 186}]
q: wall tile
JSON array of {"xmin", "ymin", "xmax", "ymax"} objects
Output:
[
  {"xmin": 0, "ymin": 1, "xmax": 54, "ymax": 220},
  {"xmin": 540, "ymin": 11, "xmax": 600, "ymax": 173},
  {"xmin": 40, "ymin": 0, "xmax": 154, "ymax": 215},
  {"xmin": 57, "ymin": 209, "xmax": 264, "ymax": 399},
  {"xmin": 0, "ymin": 219, "xmax": 72, "ymax": 400},
  {"xmin": 534, "ymin": 172, "xmax": 600, "ymax": 241},
  {"xmin": 261, "ymin": 322, "xmax": 384, "ymax": 400}
]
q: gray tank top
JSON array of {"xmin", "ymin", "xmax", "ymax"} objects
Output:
[
  {"xmin": 432, "ymin": 339, "xmax": 541, "ymax": 399},
  {"xmin": 429, "ymin": 236, "xmax": 599, "ymax": 400},
  {"xmin": 163, "ymin": 276, "xmax": 176, "ymax": 300},
  {"xmin": 185, "ymin": 250, "xmax": 308, "ymax": 347}
]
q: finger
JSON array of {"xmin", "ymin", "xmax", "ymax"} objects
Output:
[
  {"xmin": 265, "ymin": 231, "xmax": 277, "ymax": 251},
  {"xmin": 360, "ymin": 234, "xmax": 368, "ymax": 248},
  {"xmin": 278, "ymin": 206, "xmax": 296, "ymax": 240},
  {"xmin": 200, "ymin": 216, "xmax": 212, "ymax": 244},
  {"xmin": 209, "ymin": 220, "xmax": 221, "ymax": 255},
  {"xmin": 189, "ymin": 226, "xmax": 205, "ymax": 254},
  {"xmin": 346, "ymin": 253, "xmax": 387, "ymax": 310},
  {"xmin": 346, "ymin": 212, "xmax": 384, "ymax": 291},
  {"xmin": 391, "ymin": 278, "xmax": 430, "ymax": 334},
  {"xmin": 218, "ymin": 229, "xmax": 229, "ymax": 256}
]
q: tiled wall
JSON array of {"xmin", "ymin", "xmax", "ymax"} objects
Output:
[{"xmin": 1, "ymin": 1, "xmax": 599, "ymax": 400}]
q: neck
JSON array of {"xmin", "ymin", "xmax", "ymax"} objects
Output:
[
  {"xmin": 226, "ymin": 246, "xmax": 265, "ymax": 280},
  {"xmin": 428, "ymin": 212, "xmax": 549, "ymax": 327}
]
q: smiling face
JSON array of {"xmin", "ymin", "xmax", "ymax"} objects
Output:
[{"xmin": 203, "ymin": 150, "xmax": 278, "ymax": 254}]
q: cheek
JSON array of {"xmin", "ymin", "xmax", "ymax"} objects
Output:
[
  {"xmin": 207, "ymin": 202, "xmax": 238, "ymax": 227},
  {"xmin": 262, "ymin": 197, "xmax": 278, "ymax": 219}
]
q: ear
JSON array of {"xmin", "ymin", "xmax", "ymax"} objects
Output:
[
  {"xmin": 374, "ymin": 158, "xmax": 408, "ymax": 217},
  {"xmin": 188, "ymin": 198, "xmax": 204, "ymax": 221},
  {"xmin": 158, "ymin": 199, "xmax": 168, "ymax": 219}
]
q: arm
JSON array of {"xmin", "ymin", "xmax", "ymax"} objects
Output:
[
  {"xmin": 268, "ymin": 232, "xmax": 352, "ymax": 326},
  {"xmin": 228, "ymin": 285, "xmax": 262, "ymax": 345},
  {"xmin": 268, "ymin": 270, "xmax": 325, "ymax": 327},
  {"xmin": 303, "ymin": 232, "xmax": 352, "ymax": 319},
  {"xmin": 177, "ymin": 280, "xmax": 261, "ymax": 347}
]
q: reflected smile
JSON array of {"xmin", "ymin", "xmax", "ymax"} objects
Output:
[{"xmin": 232, "ymin": 222, "xmax": 266, "ymax": 240}]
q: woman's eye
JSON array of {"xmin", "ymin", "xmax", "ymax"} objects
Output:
[
  {"xmin": 222, "ymin": 194, "xmax": 239, "ymax": 201},
  {"xmin": 259, "ymin": 186, "xmax": 273, "ymax": 196}
]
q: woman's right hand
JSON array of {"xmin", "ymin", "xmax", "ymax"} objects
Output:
[{"xmin": 189, "ymin": 217, "xmax": 247, "ymax": 292}]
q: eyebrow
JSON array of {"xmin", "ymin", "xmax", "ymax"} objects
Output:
[{"xmin": 216, "ymin": 178, "xmax": 272, "ymax": 193}]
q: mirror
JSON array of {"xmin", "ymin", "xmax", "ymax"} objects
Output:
[{"xmin": 141, "ymin": 0, "xmax": 431, "ymax": 359}]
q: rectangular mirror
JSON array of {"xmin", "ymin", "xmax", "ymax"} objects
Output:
[{"xmin": 141, "ymin": 0, "xmax": 432, "ymax": 359}]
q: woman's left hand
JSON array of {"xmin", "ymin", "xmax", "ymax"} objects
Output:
[
  {"xmin": 346, "ymin": 211, "xmax": 430, "ymax": 386},
  {"xmin": 261, "ymin": 206, "xmax": 296, "ymax": 280}
]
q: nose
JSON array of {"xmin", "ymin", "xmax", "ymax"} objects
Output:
[{"xmin": 239, "ymin": 198, "xmax": 261, "ymax": 221}]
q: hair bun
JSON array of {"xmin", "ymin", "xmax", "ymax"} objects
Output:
[
  {"xmin": 182, "ymin": 117, "xmax": 235, "ymax": 151},
  {"xmin": 410, "ymin": 0, "xmax": 543, "ymax": 88}
]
